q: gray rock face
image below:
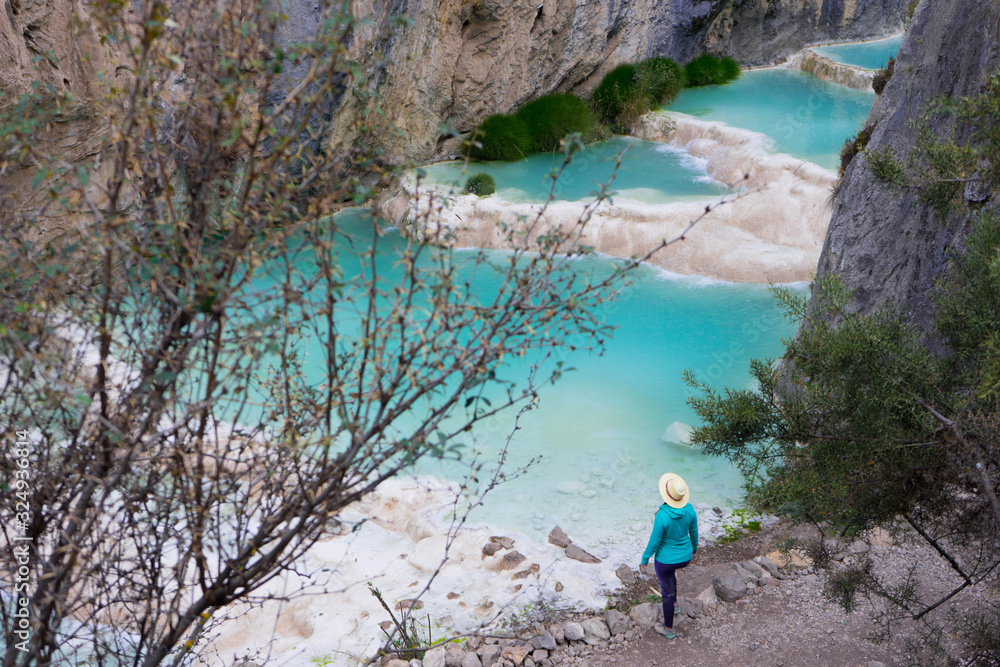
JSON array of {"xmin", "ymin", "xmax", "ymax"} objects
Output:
[
  {"xmin": 808, "ymin": 0, "xmax": 1000, "ymax": 340},
  {"xmin": 604, "ymin": 609, "xmax": 631, "ymax": 636},
  {"xmin": 581, "ymin": 618, "xmax": 611, "ymax": 645},
  {"xmin": 713, "ymin": 569, "xmax": 747, "ymax": 602},
  {"xmin": 696, "ymin": 0, "xmax": 909, "ymax": 67},
  {"xmin": 478, "ymin": 645, "xmax": 501, "ymax": 667},
  {"xmin": 461, "ymin": 652, "xmax": 483, "ymax": 667},
  {"xmin": 562, "ymin": 621, "xmax": 586, "ymax": 642}
]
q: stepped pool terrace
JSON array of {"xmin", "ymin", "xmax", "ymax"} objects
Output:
[
  {"xmin": 664, "ymin": 68, "xmax": 876, "ymax": 171},
  {"xmin": 814, "ymin": 33, "xmax": 903, "ymax": 70},
  {"xmin": 416, "ymin": 137, "xmax": 727, "ymax": 205}
]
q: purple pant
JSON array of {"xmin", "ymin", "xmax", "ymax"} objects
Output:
[{"xmin": 654, "ymin": 558, "xmax": 690, "ymax": 628}]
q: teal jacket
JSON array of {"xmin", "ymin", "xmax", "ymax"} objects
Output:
[{"xmin": 641, "ymin": 503, "xmax": 698, "ymax": 566}]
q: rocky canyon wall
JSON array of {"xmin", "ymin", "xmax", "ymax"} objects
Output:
[{"xmin": 809, "ymin": 0, "xmax": 1000, "ymax": 334}]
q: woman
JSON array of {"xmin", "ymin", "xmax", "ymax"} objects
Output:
[{"xmin": 640, "ymin": 472, "xmax": 698, "ymax": 640}]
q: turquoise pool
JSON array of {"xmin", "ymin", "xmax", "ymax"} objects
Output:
[
  {"xmin": 248, "ymin": 209, "xmax": 802, "ymax": 550},
  {"xmin": 416, "ymin": 137, "xmax": 727, "ymax": 204},
  {"xmin": 664, "ymin": 68, "xmax": 875, "ymax": 170},
  {"xmin": 814, "ymin": 33, "xmax": 903, "ymax": 70}
]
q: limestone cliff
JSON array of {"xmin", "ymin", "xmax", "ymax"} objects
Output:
[
  {"xmin": 810, "ymin": 0, "xmax": 1000, "ymax": 334},
  {"xmin": 696, "ymin": 0, "xmax": 910, "ymax": 67}
]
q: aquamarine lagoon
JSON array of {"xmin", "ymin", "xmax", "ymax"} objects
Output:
[
  {"xmin": 665, "ymin": 68, "xmax": 876, "ymax": 170},
  {"xmin": 814, "ymin": 33, "xmax": 903, "ymax": 70},
  {"xmin": 250, "ymin": 209, "xmax": 803, "ymax": 549},
  {"xmin": 417, "ymin": 137, "xmax": 727, "ymax": 204}
]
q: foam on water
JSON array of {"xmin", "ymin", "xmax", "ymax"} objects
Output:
[
  {"xmin": 416, "ymin": 137, "xmax": 726, "ymax": 204},
  {"xmin": 664, "ymin": 68, "xmax": 875, "ymax": 170},
  {"xmin": 814, "ymin": 33, "xmax": 903, "ymax": 70}
]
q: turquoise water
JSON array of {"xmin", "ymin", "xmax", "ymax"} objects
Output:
[
  {"xmin": 664, "ymin": 68, "xmax": 875, "ymax": 170},
  {"xmin": 416, "ymin": 137, "xmax": 727, "ymax": 204},
  {"xmin": 814, "ymin": 34, "xmax": 903, "ymax": 70},
  {"xmin": 248, "ymin": 209, "xmax": 802, "ymax": 549}
]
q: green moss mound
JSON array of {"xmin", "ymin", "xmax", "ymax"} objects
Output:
[
  {"xmin": 591, "ymin": 64, "xmax": 639, "ymax": 126},
  {"xmin": 464, "ymin": 173, "xmax": 496, "ymax": 196},
  {"xmin": 515, "ymin": 94, "xmax": 595, "ymax": 152},
  {"xmin": 469, "ymin": 114, "xmax": 533, "ymax": 162},
  {"xmin": 684, "ymin": 54, "xmax": 741, "ymax": 87},
  {"xmin": 636, "ymin": 57, "xmax": 686, "ymax": 106}
]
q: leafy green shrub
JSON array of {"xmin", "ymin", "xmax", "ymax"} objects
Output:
[
  {"xmin": 839, "ymin": 123, "xmax": 875, "ymax": 176},
  {"xmin": 464, "ymin": 173, "xmax": 496, "ymax": 196},
  {"xmin": 872, "ymin": 57, "xmax": 895, "ymax": 95},
  {"xmin": 591, "ymin": 64, "xmax": 639, "ymax": 126},
  {"xmin": 636, "ymin": 57, "xmax": 686, "ymax": 106},
  {"xmin": 468, "ymin": 114, "xmax": 533, "ymax": 161},
  {"xmin": 720, "ymin": 56, "xmax": 741, "ymax": 82},
  {"xmin": 684, "ymin": 54, "xmax": 741, "ymax": 87},
  {"xmin": 515, "ymin": 94, "xmax": 595, "ymax": 152}
]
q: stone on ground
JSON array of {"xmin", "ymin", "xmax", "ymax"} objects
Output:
[
  {"xmin": 615, "ymin": 563, "xmax": 636, "ymax": 585},
  {"xmin": 565, "ymin": 544, "xmax": 601, "ymax": 563},
  {"xmin": 582, "ymin": 618, "xmax": 610, "ymax": 645},
  {"xmin": 604, "ymin": 608, "xmax": 630, "ymax": 635},
  {"xmin": 563, "ymin": 621, "xmax": 586, "ymax": 641},
  {"xmin": 628, "ymin": 602, "xmax": 662, "ymax": 627},
  {"xmin": 423, "ymin": 647, "xmax": 446, "ymax": 667},
  {"xmin": 713, "ymin": 569, "xmax": 747, "ymax": 602},
  {"xmin": 547, "ymin": 526, "xmax": 572, "ymax": 548}
]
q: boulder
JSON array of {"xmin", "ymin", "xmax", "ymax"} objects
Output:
[
  {"xmin": 531, "ymin": 649, "xmax": 548, "ymax": 662},
  {"xmin": 753, "ymin": 555, "xmax": 785, "ymax": 579},
  {"xmin": 547, "ymin": 526, "xmax": 572, "ymax": 548},
  {"xmin": 445, "ymin": 646, "xmax": 465, "ymax": 667},
  {"xmin": 581, "ymin": 618, "xmax": 610, "ymax": 645},
  {"xmin": 423, "ymin": 647, "xmax": 446, "ymax": 667},
  {"xmin": 532, "ymin": 631, "xmax": 557, "ymax": 651},
  {"xmin": 604, "ymin": 609, "xmax": 630, "ymax": 636},
  {"xmin": 565, "ymin": 544, "xmax": 601, "ymax": 563},
  {"xmin": 563, "ymin": 621, "xmax": 585, "ymax": 641},
  {"xmin": 483, "ymin": 542, "xmax": 502, "ymax": 557},
  {"xmin": 499, "ymin": 551, "xmax": 526, "ymax": 571},
  {"xmin": 733, "ymin": 562, "xmax": 757, "ymax": 585},
  {"xmin": 695, "ymin": 585, "xmax": 718, "ymax": 610},
  {"xmin": 490, "ymin": 536, "xmax": 515, "ymax": 550},
  {"xmin": 385, "ymin": 660, "xmax": 409, "ymax": 667},
  {"xmin": 628, "ymin": 602, "xmax": 662, "ymax": 628},
  {"xmin": 500, "ymin": 644, "xmax": 530, "ymax": 666},
  {"xmin": 713, "ymin": 570, "xmax": 747, "ymax": 602},
  {"xmin": 477, "ymin": 645, "xmax": 501, "ymax": 667},
  {"xmin": 615, "ymin": 564, "xmax": 636, "ymax": 585},
  {"xmin": 409, "ymin": 660, "xmax": 422, "ymax": 667},
  {"xmin": 461, "ymin": 653, "xmax": 483, "ymax": 667},
  {"xmin": 678, "ymin": 595, "xmax": 699, "ymax": 618}
]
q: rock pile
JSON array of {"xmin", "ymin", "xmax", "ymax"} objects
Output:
[{"xmin": 377, "ymin": 549, "xmax": 827, "ymax": 667}]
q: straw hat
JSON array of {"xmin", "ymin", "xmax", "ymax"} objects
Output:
[{"xmin": 658, "ymin": 473, "xmax": 690, "ymax": 508}]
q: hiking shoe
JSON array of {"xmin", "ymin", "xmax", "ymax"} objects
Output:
[
  {"xmin": 674, "ymin": 603, "xmax": 680, "ymax": 614},
  {"xmin": 654, "ymin": 623, "xmax": 676, "ymax": 640}
]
